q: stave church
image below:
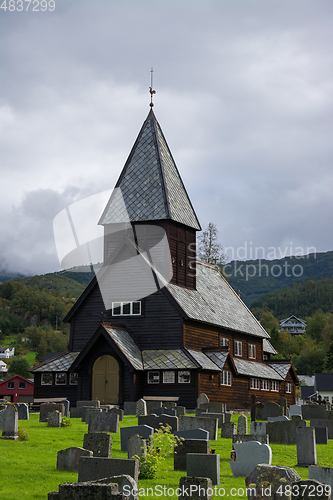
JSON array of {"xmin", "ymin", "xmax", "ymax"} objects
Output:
[{"xmin": 31, "ymin": 99, "xmax": 298, "ymax": 409}]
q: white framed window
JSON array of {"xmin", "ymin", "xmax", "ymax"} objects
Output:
[
  {"xmin": 147, "ymin": 371, "xmax": 160, "ymax": 384},
  {"xmin": 261, "ymin": 379, "xmax": 270, "ymax": 391},
  {"xmin": 249, "ymin": 344, "xmax": 256, "ymax": 359},
  {"xmin": 69, "ymin": 373, "xmax": 78, "ymax": 385},
  {"xmin": 234, "ymin": 341, "xmax": 242, "ymax": 356},
  {"xmin": 285, "ymin": 382, "xmax": 291, "ymax": 393},
  {"xmin": 112, "ymin": 301, "xmax": 141, "ymax": 316},
  {"xmin": 221, "ymin": 370, "xmax": 232, "ymax": 386},
  {"xmin": 271, "ymin": 381, "xmax": 279, "ymax": 392},
  {"xmin": 41, "ymin": 373, "xmax": 52, "ymax": 385},
  {"xmin": 163, "ymin": 371, "xmax": 175, "ymax": 384},
  {"xmin": 220, "ymin": 337, "xmax": 229, "ymax": 347},
  {"xmin": 250, "ymin": 378, "xmax": 260, "ymax": 390},
  {"xmin": 178, "ymin": 371, "xmax": 190, "ymax": 384},
  {"xmin": 55, "ymin": 373, "xmax": 66, "ymax": 385}
]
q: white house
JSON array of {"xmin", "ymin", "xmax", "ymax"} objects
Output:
[
  {"xmin": 0, "ymin": 347, "xmax": 15, "ymax": 359},
  {"xmin": 0, "ymin": 360, "xmax": 7, "ymax": 373},
  {"xmin": 314, "ymin": 373, "xmax": 333, "ymax": 404},
  {"xmin": 279, "ymin": 315, "xmax": 306, "ymax": 336}
]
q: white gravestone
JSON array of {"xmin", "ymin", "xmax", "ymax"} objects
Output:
[{"xmin": 230, "ymin": 441, "xmax": 272, "ymax": 477}]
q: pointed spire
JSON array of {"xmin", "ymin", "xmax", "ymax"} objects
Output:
[{"xmin": 99, "ymin": 110, "xmax": 201, "ymax": 230}]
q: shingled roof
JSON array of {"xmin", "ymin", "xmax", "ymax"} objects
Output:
[{"xmin": 99, "ymin": 109, "xmax": 201, "ymax": 230}]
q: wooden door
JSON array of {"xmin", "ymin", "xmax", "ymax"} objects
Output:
[{"xmin": 92, "ymin": 355, "xmax": 119, "ymax": 404}]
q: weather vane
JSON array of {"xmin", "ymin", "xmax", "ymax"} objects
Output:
[{"xmin": 149, "ymin": 67, "xmax": 156, "ymax": 107}]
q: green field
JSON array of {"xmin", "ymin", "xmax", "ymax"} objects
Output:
[{"xmin": 0, "ymin": 414, "xmax": 332, "ymax": 500}]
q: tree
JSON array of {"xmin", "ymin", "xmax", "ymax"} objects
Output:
[
  {"xmin": 197, "ymin": 223, "xmax": 227, "ymax": 266},
  {"xmin": 7, "ymin": 356, "xmax": 31, "ymax": 378}
]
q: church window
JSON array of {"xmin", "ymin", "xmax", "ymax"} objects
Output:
[
  {"xmin": 220, "ymin": 337, "xmax": 229, "ymax": 347},
  {"xmin": 55, "ymin": 373, "xmax": 66, "ymax": 385},
  {"xmin": 271, "ymin": 381, "xmax": 279, "ymax": 392},
  {"xmin": 178, "ymin": 371, "xmax": 190, "ymax": 383},
  {"xmin": 41, "ymin": 373, "xmax": 52, "ymax": 385},
  {"xmin": 250, "ymin": 378, "xmax": 260, "ymax": 390},
  {"xmin": 163, "ymin": 371, "xmax": 175, "ymax": 384},
  {"xmin": 147, "ymin": 371, "xmax": 160, "ymax": 384},
  {"xmin": 234, "ymin": 341, "xmax": 242, "ymax": 356},
  {"xmin": 249, "ymin": 344, "xmax": 256, "ymax": 359},
  {"xmin": 112, "ymin": 301, "xmax": 141, "ymax": 316},
  {"xmin": 285, "ymin": 382, "xmax": 291, "ymax": 393},
  {"xmin": 221, "ymin": 371, "xmax": 232, "ymax": 386},
  {"xmin": 261, "ymin": 379, "xmax": 270, "ymax": 391},
  {"xmin": 69, "ymin": 373, "xmax": 78, "ymax": 385}
]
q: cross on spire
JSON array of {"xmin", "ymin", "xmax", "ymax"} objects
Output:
[{"xmin": 149, "ymin": 67, "xmax": 156, "ymax": 107}]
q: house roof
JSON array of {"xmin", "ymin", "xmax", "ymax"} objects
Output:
[
  {"xmin": 30, "ymin": 352, "xmax": 79, "ymax": 372},
  {"xmin": 280, "ymin": 315, "xmax": 306, "ymax": 326},
  {"xmin": 0, "ymin": 374, "xmax": 34, "ymax": 387},
  {"xmin": 263, "ymin": 338, "xmax": 277, "ymax": 355},
  {"xmin": 301, "ymin": 386, "xmax": 315, "ymax": 399},
  {"xmin": 315, "ymin": 373, "xmax": 333, "ymax": 392},
  {"xmin": 104, "ymin": 325, "xmax": 143, "ymax": 370},
  {"xmin": 142, "ymin": 350, "xmax": 197, "ymax": 370},
  {"xmin": 234, "ymin": 358, "xmax": 283, "ymax": 380},
  {"xmin": 166, "ymin": 261, "xmax": 270, "ymax": 338},
  {"xmin": 99, "ymin": 109, "xmax": 201, "ymax": 231}
]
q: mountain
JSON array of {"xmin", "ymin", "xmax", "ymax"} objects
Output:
[{"xmin": 226, "ymin": 251, "xmax": 333, "ymax": 306}]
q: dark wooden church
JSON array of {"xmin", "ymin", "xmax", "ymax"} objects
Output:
[{"xmin": 31, "ymin": 108, "xmax": 298, "ymax": 409}]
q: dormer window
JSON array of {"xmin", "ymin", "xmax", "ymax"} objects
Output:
[
  {"xmin": 234, "ymin": 341, "xmax": 242, "ymax": 356},
  {"xmin": 112, "ymin": 301, "xmax": 141, "ymax": 316}
]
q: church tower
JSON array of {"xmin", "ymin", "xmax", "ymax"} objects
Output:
[{"xmin": 99, "ymin": 108, "xmax": 201, "ymax": 290}]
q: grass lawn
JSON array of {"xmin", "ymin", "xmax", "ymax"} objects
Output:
[
  {"xmin": 0, "ymin": 414, "xmax": 332, "ymax": 499},
  {"xmin": 23, "ymin": 351, "xmax": 36, "ymax": 366}
]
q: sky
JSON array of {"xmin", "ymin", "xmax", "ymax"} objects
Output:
[{"xmin": 0, "ymin": 0, "xmax": 332, "ymax": 276}]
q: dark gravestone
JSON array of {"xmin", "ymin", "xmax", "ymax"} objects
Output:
[
  {"xmin": 291, "ymin": 479, "xmax": 331, "ymax": 500},
  {"xmin": 123, "ymin": 402, "xmax": 137, "ymax": 415},
  {"xmin": 245, "ymin": 464, "xmax": 301, "ymax": 500},
  {"xmin": 83, "ymin": 432, "xmax": 113, "ymax": 457},
  {"xmin": 78, "ymin": 456, "xmax": 139, "ymax": 483},
  {"xmin": 266, "ymin": 415, "xmax": 306, "ymax": 444},
  {"xmin": 302, "ymin": 404, "xmax": 327, "ymax": 420},
  {"xmin": 174, "ymin": 438, "xmax": 209, "ymax": 470},
  {"xmin": 311, "ymin": 419, "xmax": 333, "ymax": 439},
  {"xmin": 244, "ymin": 394, "xmax": 264, "ymax": 422},
  {"xmin": 40, "ymin": 403, "xmax": 64, "ymax": 422},
  {"xmin": 56, "ymin": 447, "xmax": 93, "ymax": 472},
  {"xmin": 120, "ymin": 425, "xmax": 154, "ymax": 452},
  {"xmin": 108, "ymin": 408, "xmax": 124, "ymax": 421},
  {"xmin": 88, "ymin": 413, "xmax": 119, "ymax": 433},
  {"xmin": 315, "ymin": 427, "xmax": 328, "ymax": 444},
  {"xmin": 257, "ymin": 401, "xmax": 282, "ymax": 420},
  {"xmin": 178, "ymin": 476, "xmax": 213, "ymax": 500},
  {"xmin": 174, "ymin": 428, "xmax": 209, "ymax": 441},
  {"xmin": 152, "ymin": 407, "xmax": 176, "ymax": 416}
]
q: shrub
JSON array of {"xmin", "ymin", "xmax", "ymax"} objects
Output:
[
  {"xmin": 61, "ymin": 417, "xmax": 72, "ymax": 427},
  {"xmin": 18, "ymin": 428, "xmax": 29, "ymax": 441}
]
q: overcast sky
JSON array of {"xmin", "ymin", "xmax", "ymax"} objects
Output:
[{"xmin": 1, "ymin": 0, "xmax": 332, "ymax": 276}]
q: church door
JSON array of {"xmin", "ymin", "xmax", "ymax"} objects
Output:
[{"xmin": 92, "ymin": 355, "xmax": 119, "ymax": 404}]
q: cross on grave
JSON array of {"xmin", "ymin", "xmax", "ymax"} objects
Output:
[
  {"xmin": 314, "ymin": 395, "xmax": 326, "ymax": 405},
  {"xmin": 244, "ymin": 394, "xmax": 264, "ymax": 422}
]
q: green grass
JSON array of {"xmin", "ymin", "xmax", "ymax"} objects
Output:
[
  {"xmin": 0, "ymin": 414, "xmax": 332, "ymax": 500},
  {"xmin": 23, "ymin": 351, "xmax": 36, "ymax": 366}
]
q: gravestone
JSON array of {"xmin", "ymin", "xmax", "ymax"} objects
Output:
[
  {"xmin": 109, "ymin": 408, "xmax": 124, "ymax": 421},
  {"xmin": 152, "ymin": 407, "xmax": 176, "ymax": 416},
  {"xmin": 174, "ymin": 428, "xmax": 209, "ymax": 441},
  {"xmin": 48, "ymin": 481, "xmax": 121, "ymax": 499},
  {"xmin": 178, "ymin": 476, "xmax": 213, "ymax": 500},
  {"xmin": 96, "ymin": 475, "xmax": 138, "ymax": 500},
  {"xmin": 88, "ymin": 412, "xmax": 119, "ymax": 433},
  {"xmin": 77, "ymin": 400, "xmax": 100, "ymax": 408},
  {"xmin": 48, "ymin": 410, "xmax": 62, "ymax": 427},
  {"xmin": 83, "ymin": 432, "xmax": 113, "ymax": 458},
  {"xmin": 136, "ymin": 399, "xmax": 147, "ymax": 416},
  {"xmin": 120, "ymin": 425, "xmax": 154, "ymax": 452},
  {"xmin": 245, "ymin": 464, "xmax": 301, "ymax": 500},
  {"xmin": 138, "ymin": 413, "xmax": 178, "ymax": 432},
  {"xmin": 187, "ymin": 453, "xmax": 220, "ymax": 485},
  {"xmin": 17, "ymin": 403, "xmax": 29, "ymax": 420},
  {"xmin": 176, "ymin": 406, "xmax": 186, "ymax": 417},
  {"xmin": 201, "ymin": 412, "xmax": 225, "ymax": 427},
  {"xmin": 127, "ymin": 434, "xmax": 145, "ymax": 460},
  {"xmin": 296, "ymin": 427, "xmax": 317, "ymax": 466},
  {"xmin": 124, "ymin": 402, "xmax": 137, "ymax": 415},
  {"xmin": 78, "ymin": 456, "xmax": 139, "ymax": 483},
  {"xmin": 40, "ymin": 403, "xmax": 64, "ymax": 422},
  {"xmin": 237, "ymin": 414, "xmax": 248, "ymax": 435},
  {"xmin": 302, "ymin": 404, "xmax": 327, "ymax": 420},
  {"xmin": 230, "ymin": 441, "xmax": 272, "ymax": 477},
  {"xmin": 291, "ymin": 479, "xmax": 331, "ymax": 500},
  {"xmin": 233, "ymin": 434, "xmax": 269, "ymax": 445},
  {"xmin": 197, "ymin": 393, "xmax": 209, "ymax": 407},
  {"xmin": 315, "ymin": 427, "xmax": 328, "ymax": 444},
  {"xmin": 266, "ymin": 415, "xmax": 307, "ymax": 444},
  {"xmin": 290, "ymin": 404, "xmax": 302, "ymax": 418},
  {"xmin": 257, "ymin": 401, "xmax": 282, "ymax": 420},
  {"xmin": 57, "ymin": 447, "xmax": 93, "ymax": 472},
  {"xmin": 61, "ymin": 400, "xmax": 70, "ymax": 417},
  {"xmin": 174, "ymin": 438, "xmax": 210, "ymax": 470},
  {"xmin": 310, "ymin": 419, "xmax": 333, "ymax": 439},
  {"xmin": 267, "ymin": 416, "xmax": 290, "ymax": 422},
  {"xmin": 85, "ymin": 408, "xmax": 103, "ymax": 424},
  {"xmin": 195, "ymin": 408, "xmax": 208, "ymax": 417},
  {"xmin": 220, "ymin": 421, "xmax": 236, "ymax": 438},
  {"xmin": 179, "ymin": 416, "xmax": 218, "ymax": 440},
  {"xmin": 244, "ymin": 394, "xmax": 264, "ymax": 422},
  {"xmin": 145, "ymin": 400, "xmax": 160, "ymax": 415},
  {"xmin": 199, "ymin": 402, "xmax": 226, "ymax": 413},
  {"xmin": 250, "ymin": 421, "xmax": 267, "ymax": 436},
  {"xmin": 1, "ymin": 404, "xmax": 18, "ymax": 439},
  {"xmin": 279, "ymin": 397, "xmax": 288, "ymax": 416},
  {"xmin": 309, "ymin": 466, "xmax": 333, "ymax": 492},
  {"xmin": 70, "ymin": 407, "xmax": 83, "ymax": 418},
  {"xmin": 0, "ymin": 408, "xmax": 6, "ymax": 429}
]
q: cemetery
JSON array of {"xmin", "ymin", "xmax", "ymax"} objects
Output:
[{"xmin": 0, "ymin": 399, "xmax": 333, "ymax": 499}]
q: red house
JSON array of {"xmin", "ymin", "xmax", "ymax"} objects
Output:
[{"xmin": 0, "ymin": 375, "xmax": 34, "ymax": 403}]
